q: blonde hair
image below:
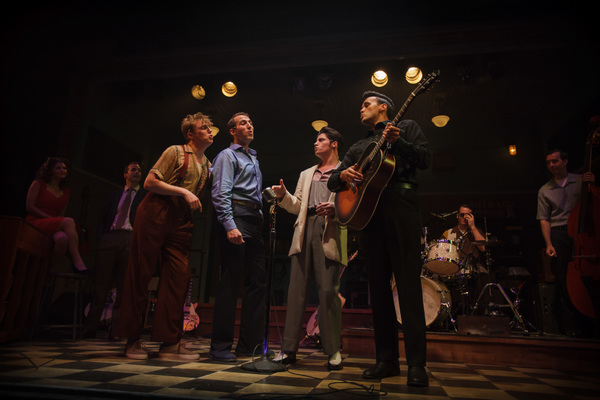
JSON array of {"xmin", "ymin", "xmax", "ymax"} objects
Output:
[{"xmin": 181, "ymin": 112, "xmax": 212, "ymax": 141}]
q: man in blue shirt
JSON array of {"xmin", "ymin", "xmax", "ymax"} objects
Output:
[{"xmin": 209, "ymin": 112, "xmax": 267, "ymax": 361}]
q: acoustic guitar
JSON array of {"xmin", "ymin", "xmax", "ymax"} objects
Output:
[{"xmin": 335, "ymin": 71, "xmax": 440, "ymax": 230}]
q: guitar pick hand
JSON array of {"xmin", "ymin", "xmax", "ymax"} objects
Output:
[{"xmin": 340, "ymin": 164, "xmax": 363, "ymax": 186}]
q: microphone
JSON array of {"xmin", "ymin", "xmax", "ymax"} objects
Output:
[
  {"xmin": 262, "ymin": 188, "xmax": 278, "ymax": 204},
  {"xmin": 431, "ymin": 210, "xmax": 458, "ymax": 219}
]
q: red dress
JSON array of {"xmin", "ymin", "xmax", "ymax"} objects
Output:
[{"xmin": 26, "ymin": 179, "xmax": 71, "ymax": 235}]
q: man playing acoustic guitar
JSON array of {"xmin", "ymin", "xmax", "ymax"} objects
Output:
[{"xmin": 328, "ymin": 91, "xmax": 431, "ymax": 386}]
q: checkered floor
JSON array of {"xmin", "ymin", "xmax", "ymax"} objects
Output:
[{"xmin": 0, "ymin": 331, "xmax": 599, "ymax": 400}]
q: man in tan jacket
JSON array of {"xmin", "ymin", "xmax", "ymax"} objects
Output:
[{"xmin": 271, "ymin": 126, "xmax": 347, "ymax": 370}]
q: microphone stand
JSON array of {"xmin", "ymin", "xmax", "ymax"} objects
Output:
[{"xmin": 241, "ymin": 196, "xmax": 286, "ymax": 372}]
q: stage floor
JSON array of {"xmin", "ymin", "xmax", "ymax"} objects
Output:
[{"xmin": 1, "ymin": 331, "xmax": 599, "ymax": 400}]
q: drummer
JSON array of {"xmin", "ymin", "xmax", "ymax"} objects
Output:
[{"xmin": 441, "ymin": 204, "xmax": 486, "ymax": 270}]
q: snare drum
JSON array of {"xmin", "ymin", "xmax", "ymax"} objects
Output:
[
  {"xmin": 392, "ymin": 276, "xmax": 451, "ymax": 327},
  {"xmin": 425, "ymin": 239, "xmax": 460, "ymax": 275}
]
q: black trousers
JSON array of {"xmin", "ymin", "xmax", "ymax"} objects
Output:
[
  {"xmin": 83, "ymin": 230, "xmax": 131, "ymax": 336},
  {"xmin": 210, "ymin": 204, "xmax": 267, "ymax": 354},
  {"xmin": 360, "ymin": 187, "xmax": 427, "ymax": 366}
]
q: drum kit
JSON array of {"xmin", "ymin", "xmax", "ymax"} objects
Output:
[{"xmin": 392, "ymin": 221, "xmax": 537, "ymax": 333}]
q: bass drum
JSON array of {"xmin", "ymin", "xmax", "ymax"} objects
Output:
[{"xmin": 392, "ymin": 275, "xmax": 451, "ymax": 327}]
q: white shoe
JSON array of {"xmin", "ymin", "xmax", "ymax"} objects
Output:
[
  {"xmin": 273, "ymin": 351, "xmax": 286, "ymax": 362},
  {"xmin": 327, "ymin": 351, "xmax": 343, "ymax": 370},
  {"xmin": 273, "ymin": 351, "xmax": 296, "ymax": 364}
]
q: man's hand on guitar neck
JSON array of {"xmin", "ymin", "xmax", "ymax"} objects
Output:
[{"xmin": 382, "ymin": 123, "xmax": 400, "ymax": 145}]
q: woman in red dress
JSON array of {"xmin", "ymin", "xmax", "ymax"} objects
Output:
[{"xmin": 25, "ymin": 157, "xmax": 88, "ymax": 273}]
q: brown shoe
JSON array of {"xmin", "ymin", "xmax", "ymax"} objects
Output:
[
  {"xmin": 158, "ymin": 342, "xmax": 199, "ymax": 361},
  {"xmin": 124, "ymin": 340, "xmax": 149, "ymax": 360}
]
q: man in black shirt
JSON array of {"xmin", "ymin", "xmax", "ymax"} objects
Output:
[{"xmin": 328, "ymin": 91, "xmax": 431, "ymax": 387}]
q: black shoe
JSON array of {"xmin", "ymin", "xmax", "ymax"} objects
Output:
[
  {"xmin": 407, "ymin": 366, "xmax": 429, "ymax": 387},
  {"xmin": 209, "ymin": 349, "xmax": 237, "ymax": 362},
  {"xmin": 363, "ymin": 361, "xmax": 400, "ymax": 379},
  {"xmin": 81, "ymin": 330, "xmax": 96, "ymax": 339},
  {"xmin": 71, "ymin": 265, "xmax": 89, "ymax": 275}
]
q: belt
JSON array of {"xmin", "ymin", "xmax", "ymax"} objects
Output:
[
  {"xmin": 232, "ymin": 199, "xmax": 261, "ymax": 210},
  {"xmin": 552, "ymin": 225, "xmax": 568, "ymax": 231},
  {"xmin": 387, "ymin": 181, "xmax": 416, "ymax": 190}
]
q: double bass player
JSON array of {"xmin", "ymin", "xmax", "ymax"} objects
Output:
[{"xmin": 537, "ymin": 147, "xmax": 597, "ymax": 337}]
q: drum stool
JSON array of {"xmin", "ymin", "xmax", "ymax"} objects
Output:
[{"xmin": 29, "ymin": 271, "xmax": 88, "ymax": 341}]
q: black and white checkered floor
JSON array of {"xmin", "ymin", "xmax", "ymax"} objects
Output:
[{"xmin": 1, "ymin": 332, "xmax": 599, "ymax": 400}]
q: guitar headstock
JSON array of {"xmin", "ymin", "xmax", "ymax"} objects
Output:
[{"xmin": 413, "ymin": 70, "xmax": 440, "ymax": 96}]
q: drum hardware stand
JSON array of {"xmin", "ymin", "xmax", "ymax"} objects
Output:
[
  {"xmin": 472, "ymin": 282, "xmax": 537, "ymax": 334},
  {"xmin": 421, "ymin": 226, "xmax": 429, "ymax": 261},
  {"xmin": 446, "ymin": 304, "xmax": 458, "ymax": 332},
  {"xmin": 470, "ymin": 221, "xmax": 537, "ymax": 335},
  {"xmin": 454, "ymin": 257, "xmax": 475, "ymax": 319}
]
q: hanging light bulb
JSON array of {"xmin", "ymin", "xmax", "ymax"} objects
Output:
[
  {"xmin": 311, "ymin": 120, "xmax": 328, "ymax": 131},
  {"xmin": 221, "ymin": 82, "xmax": 237, "ymax": 97},
  {"xmin": 431, "ymin": 115, "xmax": 450, "ymax": 127},
  {"xmin": 405, "ymin": 67, "xmax": 423, "ymax": 84},
  {"xmin": 371, "ymin": 70, "xmax": 388, "ymax": 87},
  {"xmin": 191, "ymin": 85, "xmax": 205, "ymax": 100},
  {"xmin": 431, "ymin": 94, "xmax": 450, "ymax": 127}
]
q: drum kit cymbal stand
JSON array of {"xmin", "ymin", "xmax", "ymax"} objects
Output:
[
  {"xmin": 470, "ymin": 217, "xmax": 538, "ymax": 334},
  {"xmin": 471, "ymin": 239, "xmax": 538, "ymax": 334}
]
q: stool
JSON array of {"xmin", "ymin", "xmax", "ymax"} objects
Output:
[{"xmin": 29, "ymin": 272, "xmax": 88, "ymax": 341}]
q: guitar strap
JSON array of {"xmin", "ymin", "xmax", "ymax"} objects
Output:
[{"xmin": 176, "ymin": 144, "xmax": 208, "ymax": 200}]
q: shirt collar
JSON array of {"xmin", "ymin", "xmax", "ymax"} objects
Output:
[
  {"xmin": 230, "ymin": 142, "xmax": 257, "ymax": 157},
  {"xmin": 547, "ymin": 173, "xmax": 578, "ymax": 189},
  {"xmin": 316, "ymin": 161, "xmax": 341, "ymax": 174},
  {"xmin": 124, "ymin": 184, "xmax": 140, "ymax": 192},
  {"xmin": 367, "ymin": 120, "xmax": 391, "ymax": 136}
]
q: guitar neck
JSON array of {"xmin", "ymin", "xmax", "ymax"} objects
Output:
[
  {"xmin": 391, "ymin": 92, "xmax": 417, "ymax": 126},
  {"xmin": 184, "ymin": 278, "xmax": 193, "ymax": 308},
  {"xmin": 361, "ymin": 71, "xmax": 438, "ymax": 170}
]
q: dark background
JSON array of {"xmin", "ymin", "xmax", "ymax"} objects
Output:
[{"xmin": 2, "ymin": 1, "xmax": 598, "ymax": 310}]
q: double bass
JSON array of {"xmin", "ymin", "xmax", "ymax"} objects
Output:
[{"xmin": 566, "ymin": 121, "xmax": 600, "ymax": 319}]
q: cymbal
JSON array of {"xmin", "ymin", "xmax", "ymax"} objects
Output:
[{"xmin": 472, "ymin": 239, "xmax": 505, "ymax": 247}]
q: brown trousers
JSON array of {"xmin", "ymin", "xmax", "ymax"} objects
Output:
[{"xmin": 114, "ymin": 193, "xmax": 193, "ymax": 343}]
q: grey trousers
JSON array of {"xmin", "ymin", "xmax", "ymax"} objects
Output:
[{"xmin": 282, "ymin": 215, "xmax": 342, "ymax": 355}]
